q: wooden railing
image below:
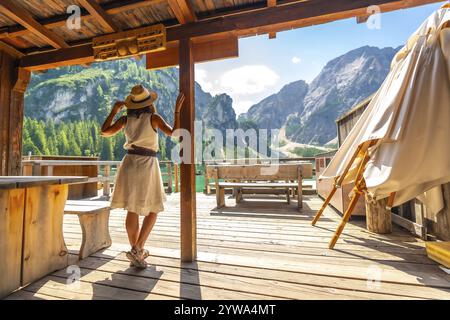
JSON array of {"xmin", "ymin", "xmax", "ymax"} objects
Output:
[
  {"xmin": 204, "ymin": 157, "xmax": 315, "ymax": 165},
  {"xmin": 22, "ymin": 157, "xmax": 313, "ymax": 197},
  {"xmin": 22, "ymin": 159, "xmax": 179, "ymax": 197}
]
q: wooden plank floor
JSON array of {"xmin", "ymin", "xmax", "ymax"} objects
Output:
[{"xmin": 7, "ymin": 193, "xmax": 450, "ymax": 300}]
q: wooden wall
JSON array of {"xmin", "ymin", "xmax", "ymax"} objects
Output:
[
  {"xmin": 428, "ymin": 183, "xmax": 450, "ymax": 240},
  {"xmin": 336, "ymin": 102, "xmax": 369, "ymax": 146},
  {"xmin": 0, "ymin": 50, "xmax": 30, "ymax": 176},
  {"xmin": 316, "ymin": 154, "xmax": 366, "ymax": 217}
]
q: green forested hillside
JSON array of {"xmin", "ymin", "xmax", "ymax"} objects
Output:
[
  {"xmin": 22, "ymin": 118, "xmax": 166, "ymax": 161},
  {"xmin": 23, "ymin": 58, "xmax": 233, "ymax": 160}
]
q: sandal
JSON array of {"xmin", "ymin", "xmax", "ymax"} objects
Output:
[
  {"xmin": 126, "ymin": 249, "xmax": 148, "ymax": 269},
  {"xmin": 141, "ymin": 249, "xmax": 150, "ymax": 259},
  {"xmin": 128, "ymin": 250, "xmax": 150, "ymax": 267}
]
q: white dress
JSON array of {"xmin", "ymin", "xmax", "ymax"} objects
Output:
[{"xmin": 110, "ymin": 113, "xmax": 166, "ymax": 216}]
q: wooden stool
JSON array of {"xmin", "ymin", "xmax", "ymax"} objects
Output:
[{"xmin": 64, "ymin": 200, "xmax": 112, "ymax": 260}]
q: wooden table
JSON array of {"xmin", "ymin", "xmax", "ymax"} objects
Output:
[{"xmin": 0, "ymin": 176, "xmax": 88, "ymax": 298}]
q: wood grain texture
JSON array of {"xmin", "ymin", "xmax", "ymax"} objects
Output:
[
  {"xmin": 0, "ymin": 41, "xmax": 24, "ymax": 58},
  {"xmin": 9, "ymin": 193, "xmax": 450, "ymax": 300},
  {"xmin": 0, "ymin": 189, "xmax": 25, "ymax": 299},
  {"xmin": 9, "ymin": 67, "xmax": 30, "ymax": 176},
  {"xmin": 0, "ymin": 0, "xmax": 69, "ymax": 49},
  {"xmin": 179, "ymin": 38, "xmax": 197, "ymax": 262},
  {"xmin": 147, "ymin": 36, "xmax": 238, "ymax": 70},
  {"xmin": 0, "ymin": 51, "xmax": 30, "ymax": 176},
  {"xmin": 22, "ymin": 155, "xmax": 99, "ymax": 199},
  {"xmin": 18, "ymin": 0, "xmax": 443, "ymax": 70},
  {"xmin": 365, "ymin": 195, "xmax": 392, "ymax": 234},
  {"xmin": 428, "ymin": 183, "xmax": 450, "ymax": 240},
  {"xmin": 168, "ymin": 0, "xmax": 197, "ymax": 24},
  {"xmin": 76, "ymin": 209, "xmax": 112, "ymax": 260},
  {"xmin": 0, "ymin": 51, "xmax": 14, "ymax": 176},
  {"xmin": 78, "ymin": 0, "xmax": 121, "ymax": 33},
  {"xmin": 207, "ymin": 163, "xmax": 313, "ymax": 180},
  {"xmin": 22, "ymin": 184, "xmax": 69, "ymax": 286},
  {"xmin": 64, "ymin": 200, "xmax": 112, "ymax": 259}
]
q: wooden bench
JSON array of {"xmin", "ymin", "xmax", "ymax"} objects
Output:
[
  {"xmin": 207, "ymin": 163, "xmax": 313, "ymax": 212},
  {"xmin": 64, "ymin": 200, "xmax": 112, "ymax": 260},
  {"xmin": 219, "ymin": 181, "xmax": 300, "ymax": 204}
]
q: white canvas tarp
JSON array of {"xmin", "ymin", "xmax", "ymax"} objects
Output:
[{"xmin": 320, "ymin": 5, "xmax": 450, "ymax": 214}]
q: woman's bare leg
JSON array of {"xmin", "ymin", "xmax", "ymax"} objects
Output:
[
  {"xmin": 126, "ymin": 211, "xmax": 140, "ymax": 248},
  {"xmin": 135, "ymin": 212, "xmax": 158, "ymax": 251}
]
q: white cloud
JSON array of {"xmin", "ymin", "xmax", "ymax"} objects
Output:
[
  {"xmin": 233, "ymin": 100, "xmax": 255, "ymax": 116},
  {"xmin": 195, "ymin": 67, "xmax": 213, "ymax": 92},
  {"xmin": 220, "ymin": 65, "xmax": 279, "ymax": 95},
  {"xmin": 291, "ymin": 56, "xmax": 301, "ymax": 64}
]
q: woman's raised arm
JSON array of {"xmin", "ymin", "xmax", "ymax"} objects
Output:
[
  {"xmin": 152, "ymin": 93, "xmax": 185, "ymax": 137},
  {"xmin": 101, "ymin": 101, "xmax": 127, "ymax": 137}
]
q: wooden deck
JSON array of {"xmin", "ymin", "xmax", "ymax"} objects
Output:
[{"xmin": 7, "ymin": 193, "xmax": 450, "ymax": 300}]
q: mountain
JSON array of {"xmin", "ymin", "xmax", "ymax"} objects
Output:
[
  {"xmin": 25, "ymin": 58, "xmax": 223, "ymax": 125},
  {"xmin": 240, "ymin": 46, "xmax": 399, "ymax": 145},
  {"xmin": 238, "ymin": 80, "xmax": 309, "ymax": 130},
  {"xmin": 24, "ymin": 58, "xmax": 236, "ymax": 160},
  {"xmin": 203, "ymin": 94, "xmax": 237, "ymax": 135},
  {"xmin": 24, "ymin": 45, "xmax": 400, "ymax": 160}
]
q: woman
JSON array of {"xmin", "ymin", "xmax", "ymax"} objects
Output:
[{"xmin": 101, "ymin": 84, "xmax": 185, "ymax": 268}]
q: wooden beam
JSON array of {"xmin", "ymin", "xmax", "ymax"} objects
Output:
[
  {"xmin": 0, "ymin": 0, "xmax": 69, "ymax": 49},
  {"xmin": 20, "ymin": 0, "xmax": 442, "ymax": 70},
  {"xmin": 146, "ymin": 36, "xmax": 238, "ymax": 70},
  {"xmin": 20, "ymin": 45, "xmax": 94, "ymax": 72},
  {"xmin": 1, "ymin": 0, "xmax": 442, "ymax": 44},
  {"xmin": 0, "ymin": 0, "xmax": 165, "ymax": 40},
  {"xmin": 356, "ymin": 15, "xmax": 371, "ymax": 24},
  {"xmin": 0, "ymin": 41, "xmax": 24, "ymax": 59},
  {"xmin": 267, "ymin": 0, "xmax": 277, "ymax": 39},
  {"xmin": 179, "ymin": 38, "xmax": 197, "ymax": 262},
  {"xmin": 168, "ymin": 0, "xmax": 197, "ymax": 24},
  {"xmin": 78, "ymin": 0, "xmax": 121, "ymax": 33},
  {"xmin": 167, "ymin": 0, "xmax": 431, "ymax": 41}
]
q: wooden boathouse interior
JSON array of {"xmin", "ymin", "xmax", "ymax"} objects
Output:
[{"xmin": 1, "ymin": 0, "xmax": 450, "ymax": 300}]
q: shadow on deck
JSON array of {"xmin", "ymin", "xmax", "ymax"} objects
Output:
[{"xmin": 7, "ymin": 193, "xmax": 450, "ymax": 300}]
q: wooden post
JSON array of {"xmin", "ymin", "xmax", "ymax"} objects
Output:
[
  {"xmin": 167, "ymin": 162, "xmax": 173, "ymax": 194},
  {"xmin": 297, "ymin": 166, "xmax": 303, "ymax": 211},
  {"xmin": 204, "ymin": 167, "xmax": 209, "ymax": 194},
  {"xmin": 103, "ymin": 165, "xmax": 111, "ymax": 197},
  {"xmin": 0, "ymin": 50, "xmax": 31, "ymax": 176},
  {"xmin": 32, "ymin": 163, "xmax": 41, "ymax": 176},
  {"xmin": 365, "ymin": 195, "xmax": 392, "ymax": 234},
  {"xmin": 174, "ymin": 163, "xmax": 179, "ymax": 193},
  {"xmin": 179, "ymin": 38, "xmax": 197, "ymax": 262},
  {"xmin": 214, "ymin": 168, "xmax": 225, "ymax": 208}
]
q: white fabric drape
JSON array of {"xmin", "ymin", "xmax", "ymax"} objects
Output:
[{"xmin": 320, "ymin": 6, "xmax": 450, "ymax": 212}]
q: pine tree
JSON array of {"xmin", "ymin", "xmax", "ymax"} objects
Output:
[{"xmin": 100, "ymin": 138, "xmax": 114, "ymax": 160}]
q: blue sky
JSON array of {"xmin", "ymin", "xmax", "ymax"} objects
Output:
[{"xmin": 194, "ymin": 1, "xmax": 447, "ymax": 115}]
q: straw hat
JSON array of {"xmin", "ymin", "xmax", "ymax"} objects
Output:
[{"xmin": 125, "ymin": 84, "xmax": 158, "ymax": 110}]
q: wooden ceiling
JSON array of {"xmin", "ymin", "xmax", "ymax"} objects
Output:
[{"xmin": 0, "ymin": 0, "xmax": 443, "ymax": 71}]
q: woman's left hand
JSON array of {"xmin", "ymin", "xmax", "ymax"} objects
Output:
[{"xmin": 175, "ymin": 92, "xmax": 186, "ymax": 113}]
